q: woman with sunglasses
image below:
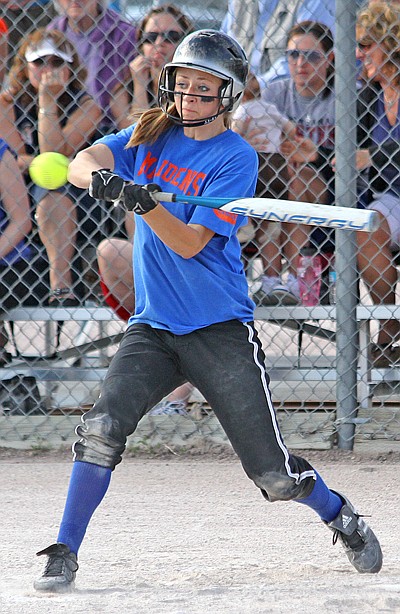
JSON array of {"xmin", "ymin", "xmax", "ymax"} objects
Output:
[
  {"xmin": 0, "ymin": 28, "xmax": 102, "ymax": 305},
  {"xmin": 244, "ymin": 21, "xmax": 336, "ymax": 306},
  {"xmin": 33, "ymin": 30, "xmax": 381, "ymax": 594},
  {"xmin": 129, "ymin": 4, "xmax": 193, "ymax": 113},
  {"xmin": 351, "ymin": 2, "xmax": 400, "ymax": 367}
]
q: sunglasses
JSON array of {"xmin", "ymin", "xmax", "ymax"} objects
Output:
[
  {"xmin": 30, "ymin": 56, "xmax": 66, "ymax": 68},
  {"xmin": 141, "ymin": 30, "xmax": 183, "ymax": 45},
  {"xmin": 286, "ymin": 49, "xmax": 325, "ymax": 63}
]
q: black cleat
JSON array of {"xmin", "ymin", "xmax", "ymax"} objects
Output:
[
  {"xmin": 325, "ymin": 491, "xmax": 383, "ymax": 574},
  {"xmin": 34, "ymin": 543, "xmax": 78, "ymax": 592}
]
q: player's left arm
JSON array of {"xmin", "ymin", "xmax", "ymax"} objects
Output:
[
  {"xmin": 68, "ymin": 143, "xmax": 115, "ymax": 188},
  {"xmin": 144, "ymin": 206, "xmax": 215, "ymax": 259}
]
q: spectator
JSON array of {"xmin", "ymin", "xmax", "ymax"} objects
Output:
[
  {"xmin": 239, "ymin": 21, "xmax": 335, "ymax": 305},
  {"xmin": 1, "ymin": 29, "xmax": 102, "ymax": 305},
  {"xmin": 351, "ymin": 1, "xmax": 400, "ymax": 367},
  {"xmin": 221, "ymin": 0, "xmax": 337, "ymax": 95},
  {"xmin": 127, "ymin": 3, "xmax": 193, "ymax": 113},
  {"xmin": 231, "ymin": 100, "xmax": 297, "ymax": 302},
  {"xmin": 0, "ymin": 0, "xmax": 55, "ymax": 71},
  {"xmin": 47, "ymin": 0, "xmax": 137, "ymax": 132},
  {"xmin": 0, "ymin": 137, "xmax": 44, "ymax": 365}
]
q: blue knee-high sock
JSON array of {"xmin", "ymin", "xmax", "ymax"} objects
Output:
[
  {"xmin": 296, "ymin": 473, "xmax": 343, "ymax": 522},
  {"xmin": 57, "ymin": 461, "xmax": 112, "ymax": 555}
]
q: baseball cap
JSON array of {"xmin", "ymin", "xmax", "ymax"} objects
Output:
[{"xmin": 25, "ymin": 38, "xmax": 73, "ymax": 63}]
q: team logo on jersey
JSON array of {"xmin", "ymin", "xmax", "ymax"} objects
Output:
[{"xmin": 138, "ymin": 152, "xmax": 206, "ymax": 196}]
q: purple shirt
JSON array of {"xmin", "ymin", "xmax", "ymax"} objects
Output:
[{"xmin": 48, "ymin": 9, "xmax": 136, "ymax": 118}]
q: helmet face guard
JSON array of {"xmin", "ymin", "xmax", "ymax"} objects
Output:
[
  {"xmin": 158, "ymin": 30, "xmax": 248, "ymax": 127},
  {"xmin": 158, "ymin": 65, "xmax": 236, "ymax": 127}
]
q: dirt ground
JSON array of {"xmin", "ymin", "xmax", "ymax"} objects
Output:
[{"xmin": 1, "ymin": 449, "xmax": 399, "ymax": 614}]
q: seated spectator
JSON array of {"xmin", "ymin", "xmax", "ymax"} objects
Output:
[
  {"xmin": 0, "ymin": 137, "xmax": 48, "ymax": 365},
  {"xmin": 351, "ymin": 2, "xmax": 400, "ymax": 367},
  {"xmin": 232, "ymin": 100, "xmax": 296, "ymax": 301},
  {"xmin": 47, "ymin": 0, "xmax": 137, "ymax": 132},
  {"xmin": 127, "ymin": 3, "xmax": 193, "ymax": 113},
  {"xmin": 236, "ymin": 21, "xmax": 335, "ymax": 305},
  {"xmin": 221, "ymin": 0, "xmax": 337, "ymax": 97},
  {"xmin": 1, "ymin": 29, "xmax": 102, "ymax": 305}
]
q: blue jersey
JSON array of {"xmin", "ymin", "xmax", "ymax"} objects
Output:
[{"xmin": 95, "ymin": 125, "xmax": 258, "ymax": 334}]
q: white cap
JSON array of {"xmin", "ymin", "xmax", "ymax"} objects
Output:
[{"xmin": 25, "ymin": 38, "xmax": 73, "ymax": 63}]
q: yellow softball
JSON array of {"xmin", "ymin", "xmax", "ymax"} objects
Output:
[{"xmin": 29, "ymin": 152, "xmax": 69, "ymax": 190}]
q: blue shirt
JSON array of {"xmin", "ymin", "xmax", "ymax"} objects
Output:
[{"xmin": 95, "ymin": 125, "xmax": 258, "ymax": 334}]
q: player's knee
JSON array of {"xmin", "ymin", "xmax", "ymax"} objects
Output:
[
  {"xmin": 73, "ymin": 411, "xmax": 126, "ymax": 470},
  {"xmin": 252, "ymin": 471, "xmax": 301, "ymax": 502}
]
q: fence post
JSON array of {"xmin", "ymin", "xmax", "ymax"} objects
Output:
[{"xmin": 335, "ymin": 0, "xmax": 359, "ymax": 449}]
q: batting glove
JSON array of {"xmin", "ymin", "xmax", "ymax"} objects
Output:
[
  {"xmin": 123, "ymin": 183, "xmax": 161, "ymax": 215},
  {"xmin": 89, "ymin": 169, "xmax": 125, "ymax": 201}
]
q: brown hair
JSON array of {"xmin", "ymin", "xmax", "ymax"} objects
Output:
[
  {"xmin": 7, "ymin": 28, "xmax": 87, "ymax": 107},
  {"xmin": 286, "ymin": 20, "xmax": 335, "ymax": 98},
  {"xmin": 356, "ymin": 1, "xmax": 400, "ymax": 86},
  {"xmin": 127, "ymin": 104, "xmax": 231, "ymax": 148},
  {"xmin": 136, "ymin": 3, "xmax": 194, "ymax": 50}
]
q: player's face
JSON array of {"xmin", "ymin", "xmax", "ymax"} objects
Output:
[
  {"xmin": 173, "ymin": 68, "xmax": 223, "ymax": 124},
  {"xmin": 141, "ymin": 13, "xmax": 185, "ymax": 69},
  {"xmin": 287, "ymin": 34, "xmax": 333, "ymax": 93}
]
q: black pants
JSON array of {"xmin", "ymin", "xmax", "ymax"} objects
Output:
[{"xmin": 74, "ymin": 320, "xmax": 316, "ymax": 502}]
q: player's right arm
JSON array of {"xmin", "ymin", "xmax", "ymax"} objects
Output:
[{"xmin": 68, "ymin": 143, "xmax": 115, "ymax": 189}]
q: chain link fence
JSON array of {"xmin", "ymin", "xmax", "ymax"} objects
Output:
[{"xmin": 0, "ymin": 0, "xmax": 400, "ymax": 452}]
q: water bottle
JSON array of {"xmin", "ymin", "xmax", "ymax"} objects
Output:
[
  {"xmin": 297, "ymin": 247, "xmax": 322, "ymax": 306},
  {"xmin": 328, "ymin": 257, "xmax": 337, "ymax": 305}
]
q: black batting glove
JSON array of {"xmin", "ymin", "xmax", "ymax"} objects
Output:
[
  {"xmin": 123, "ymin": 183, "xmax": 161, "ymax": 215},
  {"xmin": 89, "ymin": 169, "xmax": 125, "ymax": 201}
]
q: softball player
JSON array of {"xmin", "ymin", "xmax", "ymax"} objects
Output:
[{"xmin": 34, "ymin": 30, "xmax": 382, "ymax": 592}]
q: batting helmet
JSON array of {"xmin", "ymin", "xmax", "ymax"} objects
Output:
[{"xmin": 158, "ymin": 29, "xmax": 248, "ymax": 126}]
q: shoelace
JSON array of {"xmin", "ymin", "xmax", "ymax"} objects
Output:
[
  {"xmin": 332, "ymin": 514, "xmax": 368, "ymax": 551},
  {"xmin": 43, "ymin": 553, "xmax": 78, "ymax": 576},
  {"xmin": 44, "ymin": 555, "xmax": 65, "ymax": 577}
]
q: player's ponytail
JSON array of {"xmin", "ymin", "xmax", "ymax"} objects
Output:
[{"xmin": 126, "ymin": 105, "xmax": 180, "ymax": 148}]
